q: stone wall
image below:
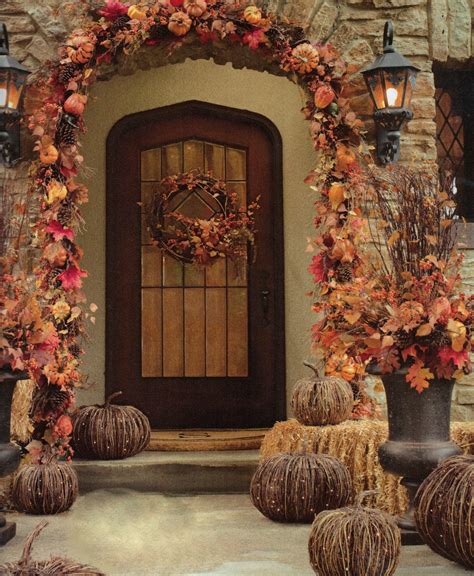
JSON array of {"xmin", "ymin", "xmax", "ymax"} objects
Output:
[{"xmin": 1, "ymin": 0, "xmax": 474, "ymax": 419}]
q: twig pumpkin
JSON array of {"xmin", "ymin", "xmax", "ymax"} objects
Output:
[
  {"xmin": 11, "ymin": 461, "xmax": 78, "ymax": 515},
  {"xmin": 291, "ymin": 362, "xmax": 354, "ymax": 426},
  {"xmin": 72, "ymin": 391, "xmax": 151, "ymax": 459},
  {"xmin": 414, "ymin": 455, "xmax": 474, "ymax": 568},
  {"xmin": 0, "ymin": 521, "xmax": 105, "ymax": 575},
  {"xmin": 308, "ymin": 490, "xmax": 401, "ymax": 576},
  {"xmin": 250, "ymin": 450, "xmax": 353, "ymax": 523}
]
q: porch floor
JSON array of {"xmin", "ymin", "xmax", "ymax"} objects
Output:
[{"xmin": 2, "ymin": 491, "xmax": 467, "ymax": 575}]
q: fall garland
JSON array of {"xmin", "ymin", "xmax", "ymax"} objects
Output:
[
  {"xmin": 10, "ymin": 0, "xmax": 376, "ymax": 460},
  {"xmin": 146, "ymin": 170, "xmax": 259, "ymax": 266}
]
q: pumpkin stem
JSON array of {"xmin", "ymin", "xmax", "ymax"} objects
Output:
[
  {"xmin": 303, "ymin": 361, "xmax": 319, "ymax": 378},
  {"xmin": 354, "ymin": 489, "xmax": 379, "ymax": 507},
  {"xmin": 19, "ymin": 521, "xmax": 49, "ymax": 566},
  {"xmin": 105, "ymin": 391, "xmax": 123, "ymax": 407}
]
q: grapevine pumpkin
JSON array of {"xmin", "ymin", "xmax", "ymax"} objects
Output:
[
  {"xmin": 184, "ymin": 0, "xmax": 207, "ymax": 17},
  {"xmin": 243, "ymin": 5, "xmax": 262, "ymax": 24},
  {"xmin": 250, "ymin": 451, "xmax": 353, "ymax": 523},
  {"xmin": 414, "ymin": 455, "xmax": 474, "ymax": 569},
  {"xmin": 66, "ymin": 35, "xmax": 95, "ymax": 64},
  {"xmin": 168, "ymin": 11, "xmax": 192, "ymax": 36},
  {"xmin": 11, "ymin": 461, "xmax": 78, "ymax": 515},
  {"xmin": 309, "ymin": 491, "xmax": 401, "ymax": 576},
  {"xmin": 314, "ymin": 84, "xmax": 335, "ymax": 109},
  {"xmin": 72, "ymin": 391, "xmax": 151, "ymax": 459},
  {"xmin": 291, "ymin": 43, "xmax": 319, "ymax": 75},
  {"xmin": 291, "ymin": 362, "xmax": 354, "ymax": 426}
]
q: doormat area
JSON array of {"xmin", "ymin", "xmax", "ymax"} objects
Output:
[{"xmin": 146, "ymin": 429, "xmax": 268, "ymax": 451}]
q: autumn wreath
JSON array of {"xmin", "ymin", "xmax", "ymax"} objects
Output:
[{"xmin": 146, "ymin": 171, "xmax": 259, "ymax": 267}]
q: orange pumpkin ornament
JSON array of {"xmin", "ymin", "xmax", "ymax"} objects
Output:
[
  {"xmin": 63, "ymin": 93, "xmax": 87, "ymax": 116},
  {"xmin": 168, "ymin": 11, "xmax": 192, "ymax": 36},
  {"xmin": 46, "ymin": 180, "xmax": 68, "ymax": 205},
  {"xmin": 314, "ymin": 84, "xmax": 336, "ymax": 109},
  {"xmin": 184, "ymin": 0, "xmax": 207, "ymax": 17},
  {"xmin": 335, "ymin": 144, "xmax": 356, "ymax": 172},
  {"xmin": 66, "ymin": 35, "xmax": 95, "ymax": 65},
  {"xmin": 325, "ymin": 353, "xmax": 359, "ymax": 382},
  {"xmin": 243, "ymin": 5, "xmax": 262, "ymax": 24},
  {"xmin": 39, "ymin": 144, "xmax": 59, "ymax": 165},
  {"xmin": 127, "ymin": 5, "xmax": 147, "ymax": 20},
  {"xmin": 291, "ymin": 43, "xmax": 319, "ymax": 75}
]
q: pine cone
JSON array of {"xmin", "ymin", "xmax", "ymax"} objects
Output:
[
  {"xmin": 69, "ymin": 343, "xmax": 82, "ymax": 358},
  {"xmin": 56, "ymin": 114, "xmax": 78, "ymax": 146},
  {"xmin": 394, "ymin": 329, "xmax": 414, "ymax": 349},
  {"xmin": 420, "ymin": 328, "xmax": 451, "ymax": 349},
  {"xmin": 32, "ymin": 387, "xmax": 69, "ymax": 416},
  {"xmin": 57, "ymin": 202, "xmax": 74, "ymax": 227},
  {"xmin": 335, "ymin": 263, "xmax": 353, "ymax": 283},
  {"xmin": 110, "ymin": 15, "xmax": 131, "ymax": 33},
  {"xmin": 58, "ymin": 63, "xmax": 79, "ymax": 84}
]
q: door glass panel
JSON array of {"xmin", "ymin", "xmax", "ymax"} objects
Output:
[{"xmin": 140, "ymin": 139, "xmax": 249, "ymax": 378}]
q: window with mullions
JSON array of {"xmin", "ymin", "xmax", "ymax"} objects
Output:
[{"xmin": 434, "ymin": 67, "xmax": 474, "ymax": 219}]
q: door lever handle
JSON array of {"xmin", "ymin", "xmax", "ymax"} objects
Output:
[{"xmin": 261, "ymin": 290, "xmax": 270, "ymax": 326}]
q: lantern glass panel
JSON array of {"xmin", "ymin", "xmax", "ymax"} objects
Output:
[
  {"xmin": 0, "ymin": 70, "xmax": 7, "ymax": 108},
  {"xmin": 7, "ymin": 71, "xmax": 26, "ymax": 111},
  {"xmin": 404, "ymin": 69, "xmax": 417, "ymax": 108},
  {"xmin": 382, "ymin": 68, "xmax": 408, "ymax": 108},
  {"xmin": 366, "ymin": 70, "xmax": 386, "ymax": 111}
]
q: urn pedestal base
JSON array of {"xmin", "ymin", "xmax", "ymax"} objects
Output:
[{"xmin": 0, "ymin": 517, "xmax": 15, "ymax": 546}]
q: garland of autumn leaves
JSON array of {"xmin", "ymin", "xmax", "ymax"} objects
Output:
[{"xmin": 5, "ymin": 0, "xmax": 377, "ymax": 460}]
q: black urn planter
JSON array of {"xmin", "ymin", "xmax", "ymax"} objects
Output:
[
  {"xmin": 0, "ymin": 369, "xmax": 24, "ymax": 545},
  {"xmin": 377, "ymin": 368, "xmax": 461, "ymax": 544}
]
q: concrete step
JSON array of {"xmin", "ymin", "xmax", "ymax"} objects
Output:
[{"xmin": 72, "ymin": 450, "xmax": 260, "ymax": 494}]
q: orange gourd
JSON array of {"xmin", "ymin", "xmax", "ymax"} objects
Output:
[
  {"xmin": 243, "ymin": 5, "xmax": 262, "ymax": 24},
  {"xmin": 39, "ymin": 144, "xmax": 59, "ymax": 165},
  {"xmin": 168, "ymin": 11, "xmax": 192, "ymax": 36},
  {"xmin": 336, "ymin": 144, "xmax": 356, "ymax": 172},
  {"xmin": 291, "ymin": 43, "xmax": 319, "ymax": 75},
  {"xmin": 63, "ymin": 93, "xmax": 87, "ymax": 116},
  {"xmin": 66, "ymin": 35, "xmax": 95, "ymax": 64},
  {"xmin": 127, "ymin": 5, "xmax": 147, "ymax": 20},
  {"xmin": 314, "ymin": 84, "xmax": 335, "ymax": 109},
  {"xmin": 184, "ymin": 0, "xmax": 207, "ymax": 17}
]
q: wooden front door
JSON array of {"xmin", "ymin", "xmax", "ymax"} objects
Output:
[{"xmin": 106, "ymin": 101, "xmax": 285, "ymax": 428}]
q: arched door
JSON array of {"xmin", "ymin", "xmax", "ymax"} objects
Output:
[{"xmin": 106, "ymin": 101, "xmax": 285, "ymax": 428}]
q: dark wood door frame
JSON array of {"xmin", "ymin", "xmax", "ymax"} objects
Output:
[{"xmin": 105, "ymin": 100, "xmax": 286, "ymax": 427}]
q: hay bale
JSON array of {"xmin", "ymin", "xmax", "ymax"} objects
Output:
[
  {"xmin": 0, "ymin": 521, "xmax": 105, "ymax": 575},
  {"xmin": 260, "ymin": 419, "xmax": 474, "ymax": 516}
]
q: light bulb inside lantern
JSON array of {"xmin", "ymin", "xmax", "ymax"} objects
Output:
[{"xmin": 386, "ymin": 87, "xmax": 398, "ymax": 107}]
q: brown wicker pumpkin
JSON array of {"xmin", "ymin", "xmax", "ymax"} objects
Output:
[
  {"xmin": 309, "ymin": 491, "xmax": 401, "ymax": 576},
  {"xmin": 11, "ymin": 462, "xmax": 78, "ymax": 515},
  {"xmin": 414, "ymin": 455, "xmax": 474, "ymax": 568},
  {"xmin": 72, "ymin": 391, "xmax": 150, "ymax": 459},
  {"xmin": 291, "ymin": 362, "xmax": 354, "ymax": 426},
  {"xmin": 0, "ymin": 521, "xmax": 105, "ymax": 575},
  {"xmin": 250, "ymin": 451, "xmax": 353, "ymax": 523}
]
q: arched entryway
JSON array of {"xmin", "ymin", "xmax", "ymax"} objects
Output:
[{"xmin": 105, "ymin": 101, "xmax": 285, "ymax": 429}]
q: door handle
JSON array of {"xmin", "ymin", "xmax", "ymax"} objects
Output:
[{"xmin": 261, "ymin": 290, "xmax": 270, "ymax": 326}]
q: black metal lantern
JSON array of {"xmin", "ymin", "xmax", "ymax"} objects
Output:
[
  {"xmin": 362, "ymin": 21, "xmax": 419, "ymax": 164},
  {"xmin": 0, "ymin": 22, "xmax": 29, "ymax": 166}
]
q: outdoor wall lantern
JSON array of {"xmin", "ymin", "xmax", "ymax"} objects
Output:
[
  {"xmin": 362, "ymin": 21, "xmax": 419, "ymax": 164},
  {"xmin": 0, "ymin": 22, "xmax": 29, "ymax": 166}
]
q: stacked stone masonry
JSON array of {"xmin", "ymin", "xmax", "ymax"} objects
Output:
[{"xmin": 1, "ymin": 0, "xmax": 474, "ymax": 419}]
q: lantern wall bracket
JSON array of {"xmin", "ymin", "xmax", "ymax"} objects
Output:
[{"xmin": 0, "ymin": 113, "xmax": 20, "ymax": 166}]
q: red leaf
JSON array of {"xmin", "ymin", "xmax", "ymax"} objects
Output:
[
  {"xmin": 438, "ymin": 346, "xmax": 469, "ymax": 369},
  {"xmin": 58, "ymin": 265, "xmax": 88, "ymax": 290},
  {"xmin": 308, "ymin": 254, "xmax": 327, "ymax": 283},
  {"xmin": 45, "ymin": 220, "xmax": 74, "ymax": 242},
  {"xmin": 377, "ymin": 347, "xmax": 401, "ymax": 374}
]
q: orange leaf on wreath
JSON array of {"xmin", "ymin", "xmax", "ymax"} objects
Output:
[{"xmin": 328, "ymin": 183, "xmax": 346, "ymax": 210}]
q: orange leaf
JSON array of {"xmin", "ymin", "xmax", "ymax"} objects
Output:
[
  {"xmin": 406, "ymin": 360, "xmax": 434, "ymax": 393},
  {"xmin": 387, "ymin": 231, "xmax": 400, "ymax": 246},
  {"xmin": 344, "ymin": 311, "xmax": 361, "ymax": 325},
  {"xmin": 416, "ymin": 323, "xmax": 432, "ymax": 337},
  {"xmin": 328, "ymin": 183, "xmax": 346, "ymax": 210}
]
